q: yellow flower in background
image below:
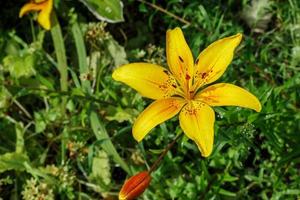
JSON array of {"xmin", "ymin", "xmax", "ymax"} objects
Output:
[
  {"xmin": 113, "ymin": 27, "xmax": 261, "ymax": 157},
  {"xmin": 19, "ymin": 0, "xmax": 53, "ymax": 30}
]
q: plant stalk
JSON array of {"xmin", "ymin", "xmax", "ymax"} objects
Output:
[{"xmin": 148, "ymin": 133, "xmax": 182, "ymax": 174}]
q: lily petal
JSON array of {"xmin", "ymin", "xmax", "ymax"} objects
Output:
[
  {"xmin": 112, "ymin": 63, "xmax": 180, "ymax": 100},
  {"xmin": 166, "ymin": 27, "xmax": 194, "ymax": 85},
  {"xmin": 179, "ymin": 101, "xmax": 215, "ymax": 157},
  {"xmin": 195, "ymin": 83, "xmax": 261, "ymax": 112},
  {"xmin": 133, "ymin": 98, "xmax": 186, "ymax": 142},
  {"xmin": 193, "ymin": 33, "xmax": 242, "ymax": 90},
  {"xmin": 37, "ymin": 0, "xmax": 53, "ymax": 30},
  {"xmin": 19, "ymin": 2, "xmax": 45, "ymax": 17},
  {"xmin": 19, "ymin": 0, "xmax": 53, "ymax": 30}
]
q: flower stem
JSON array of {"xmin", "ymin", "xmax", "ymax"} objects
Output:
[{"xmin": 148, "ymin": 133, "xmax": 182, "ymax": 174}]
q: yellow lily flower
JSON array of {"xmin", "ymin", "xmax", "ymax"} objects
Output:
[
  {"xmin": 112, "ymin": 27, "xmax": 261, "ymax": 157},
  {"xmin": 19, "ymin": 0, "xmax": 53, "ymax": 30}
]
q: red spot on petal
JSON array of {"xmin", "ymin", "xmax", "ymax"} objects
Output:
[
  {"xmin": 179, "ymin": 56, "xmax": 184, "ymax": 62},
  {"xmin": 185, "ymin": 74, "xmax": 191, "ymax": 80},
  {"xmin": 163, "ymin": 70, "xmax": 169, "ymax": 75},
  {"xmin": 201, "ymin": 72, "xmax": 208, "ymax": 79}
]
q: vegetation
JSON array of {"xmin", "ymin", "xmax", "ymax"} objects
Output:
[{"xmin": 0, "ymin": 0, "xmax": 299, "ymax": 199}]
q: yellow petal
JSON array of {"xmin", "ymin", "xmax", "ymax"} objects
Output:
[
  {"xmin": 37, "ymin": 0, "xmax": 53, "ymax": 30},
  {"xmin": 112, "ymin": 63, "xmax": 181, "ymax": 100},
  {"xmin": 19, "ymin": 2, "xmax": 45, "ymax": 17},
  {"xmin": 34, "ymin": 0, "xmax": 48, "ymax": 3},
  {"xmin": 133, "ymin": 98, "xmax": 186, "ymax": 142},
  {"xmin": 193, "ymin": 33, "xmax": 242, "ymax": 90},
  {"xmin": 195, "ymin": 83, "xmax": 262, "ymax": 112},
  {"xmin": 166, "ymin": 27, "xmax": 194, "ymax": 86},
  {"xmin": 19, "ymin": 0, "xmax": 53, "ymax": 30},
  {"xmin": 179, "ymin": 101, "xmax": 215, "ymax": 157}
]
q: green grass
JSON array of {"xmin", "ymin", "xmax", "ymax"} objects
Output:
[{"xmin": 0, "ymin": 0, "xmax": 299, "ymax": 199}]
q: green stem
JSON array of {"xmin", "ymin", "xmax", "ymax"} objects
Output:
[
  {"xmin": 12, "ymin": 98, "xmax": 32, "ymax": 119},
  {"xmin": 30, "ymin": 19, "xmax": 36, "ymax": 42}
]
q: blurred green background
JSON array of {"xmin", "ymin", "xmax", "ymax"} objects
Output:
[{"xmin": 0, "ymin": 0, "xmax": 299, "ymax": 199}]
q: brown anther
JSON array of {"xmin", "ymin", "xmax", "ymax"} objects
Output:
[{"xmin": 171, "ymin": 84, "xmax": 177, "ymax": 88}]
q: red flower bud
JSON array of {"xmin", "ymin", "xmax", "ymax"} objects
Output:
[{"xmin": 119, "ymin": 171, "xmax": 151, "ymax": 200}]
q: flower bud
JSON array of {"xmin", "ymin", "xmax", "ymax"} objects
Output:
[{"xmin": 119, "ymin": 171, "xmax": 151, "ymax": 200}]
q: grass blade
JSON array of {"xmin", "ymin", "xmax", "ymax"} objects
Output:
[
  {"xmin": 71, "ymin": 21, "xmax": 92, "ymax": 94},
  {"xmin": 90, "ymin": 111, "xmax": 130, "ymax": 174}
]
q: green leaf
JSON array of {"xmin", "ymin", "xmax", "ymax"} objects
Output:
[
  {"xmin": 3, "ymin": 53, "xmax": 36, "ymax": 78},
  {"xmin": 36, "ymin": 74, "xmax": 55, "ymax": 90},
  {"xmin": 0, "ymin": 86, "xmax": 11, "ymax": 109},
  {"xmin": 50, "ymin": 13, "xmax": 68, "ymax": 93},
  {"xmin": 71, "ymin": 21, "xmax": 92, "ymax": 94},
  {"xmin": 50, "ymin": 13, "xmax": 68, "ymax": 117},
  {"xmin": 149, "ymin": 149, "xmax": 164, "ymax": 154},
  {"xmin": 90, "ymin": 111, "xmax": 130, "ymax": 174},
  {"xmin": 278, "ymin": 148, "xmax": 300, "ymax": 167},
  {"xmin": 223, "ymin": 173, "xmax": 239, "ymax": 182},
  {"xmin": 89, "ymin": 150, "xmax": 111, "ymax": 191},
  {"xmin": 106, "ymin": 38, "xmax": 128, "ymax": 67},
  {"xmin": 0, "ymin": 152, "xmax": 29, "ymax": 173},
  {"xmin": 291, "ymin": 46, "xmax": 300, "ymax": 66},
  {"xmin": 34, "ymin": 112, "xmax": 47, "ymax": 133},
  {"xmin": 218, "ymin": 188, "xmax": 236, "ymax": 197},
  {"xmin": 15, "ymin": 123, "xmax": 25, "ymax": 153},
  {"xmin": 106, "ymin": 107, "xmax": 137, "ymax": 123},
  {"xmin": 34, "ymin": 109, "xmax": 60, "ymax": 133},
  {"xmin": 79, "ymin": 0, "xmax": 124, "ymax": 23}
]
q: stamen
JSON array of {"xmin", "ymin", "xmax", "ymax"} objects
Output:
[{"xmin": 195, "ymin": 58, "xmax": 199, "ymax": 65}]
